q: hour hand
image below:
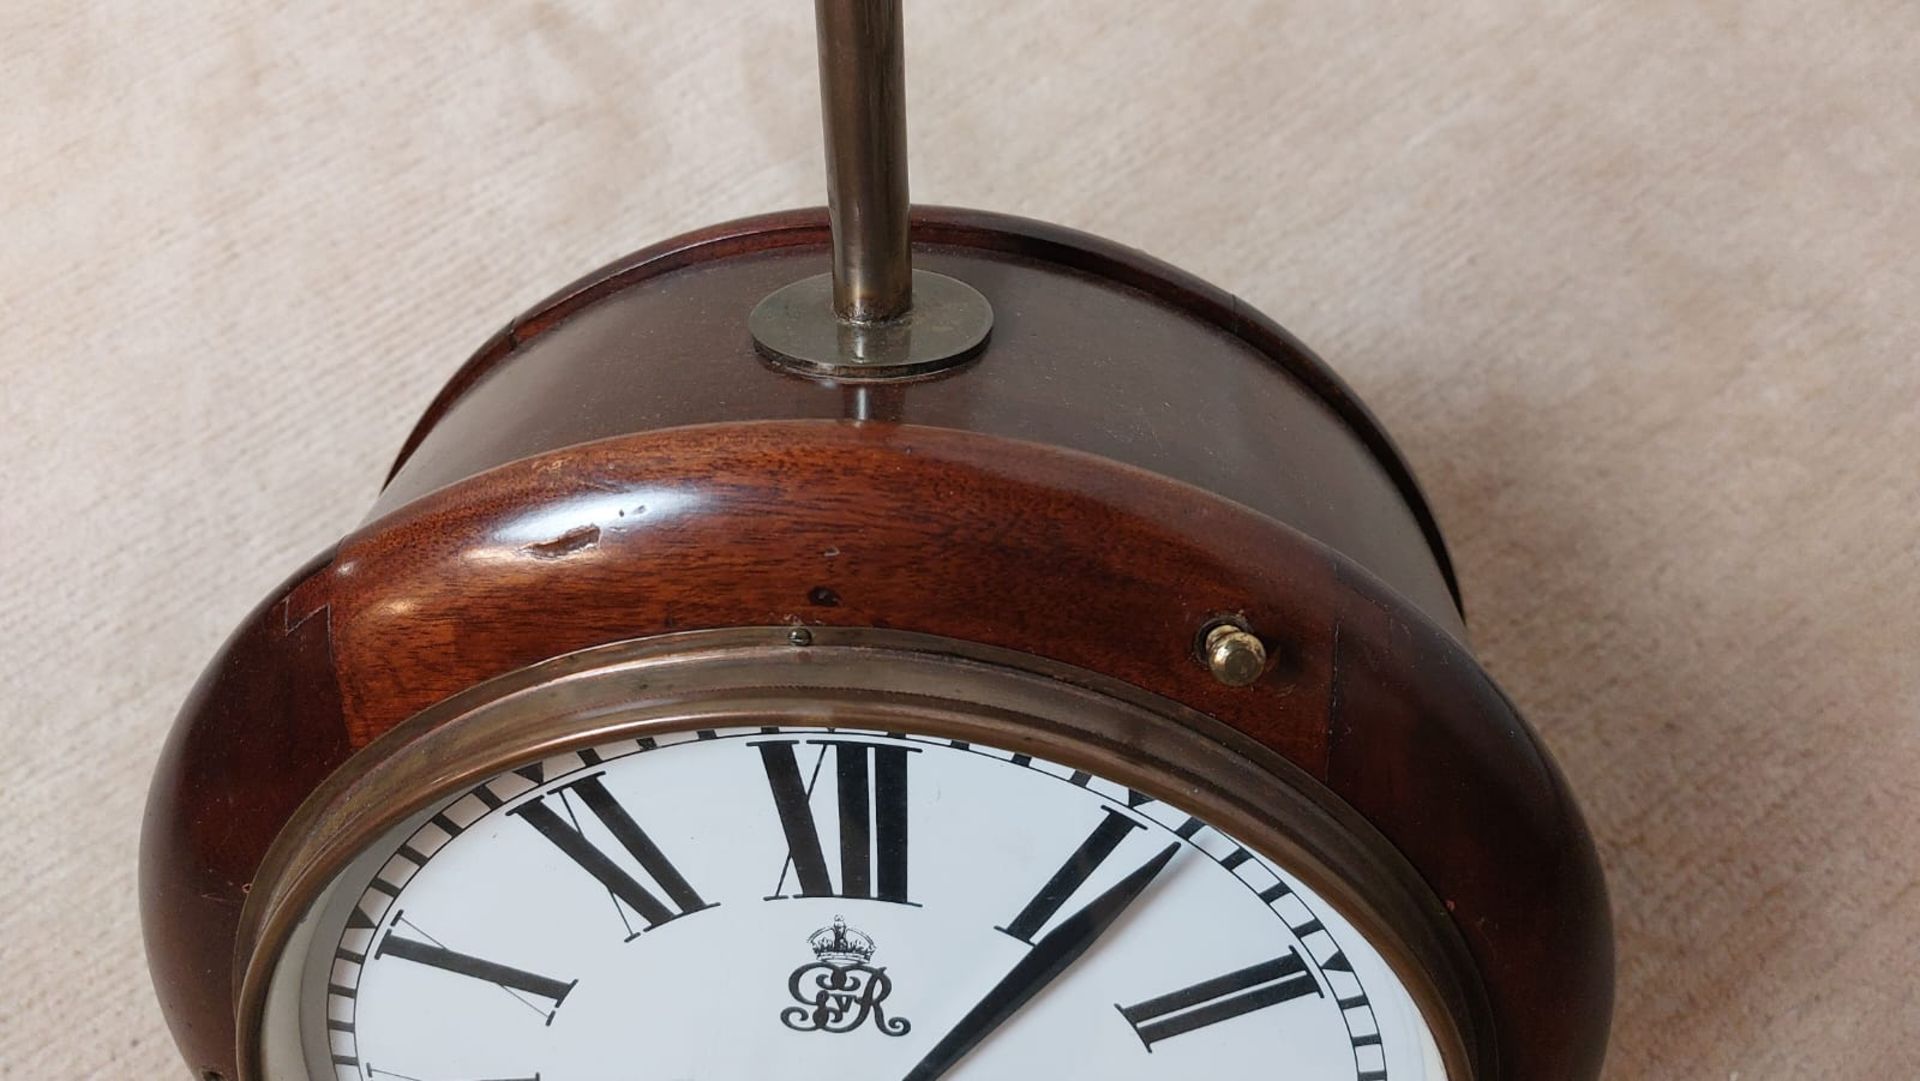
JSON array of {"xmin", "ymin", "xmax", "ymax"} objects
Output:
[{"xmin": 901, "ymin": 843, "xmax": 1180, "ymax": 1081}]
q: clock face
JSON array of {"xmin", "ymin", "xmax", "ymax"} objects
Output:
[{"xmin": 285, "ymin": 725, "xmax": 1446, "ymax": 1080}]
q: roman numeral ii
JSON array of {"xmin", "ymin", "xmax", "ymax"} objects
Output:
[
  {"xmin": 1118, "ymin": 947, "xmax": 1323, "ymax": 1048},
  {"xmin": 756, "ymin": 739, "xmax": 916, "ymax": 903}
]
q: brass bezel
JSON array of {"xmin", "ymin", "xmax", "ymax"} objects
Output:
[{"xmin": 234, "ymin": 627, "xmax": 1490, "ymax": 1080}]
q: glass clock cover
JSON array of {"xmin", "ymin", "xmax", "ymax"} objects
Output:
[{"xmin": 266, "ymin": 725, "xmax": 1446, "ymax": 1080}]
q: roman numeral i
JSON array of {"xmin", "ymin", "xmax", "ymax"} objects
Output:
[
  {"xmin": 999, "ymin": 807, "xmax": 1144, "ymax": 943},
  {"xmin": 756, "ymin": 739, "xmax": 917, "ymax": 903},
  {"xmin": 508, "ymin": 773, "xmax": 713, "ymax": 937}
]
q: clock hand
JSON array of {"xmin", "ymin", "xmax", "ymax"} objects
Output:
[{"xmin": 901, "ymin": 842, "xmax": 1180, "ymax": 1081}]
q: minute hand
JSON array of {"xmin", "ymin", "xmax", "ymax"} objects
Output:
[{"xmin": 901, "ymin": 842, "xmax": 1180, "ymax": 1081}]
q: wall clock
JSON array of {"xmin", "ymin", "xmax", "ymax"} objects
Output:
[{"xmin": 142, "ymin": 3, "xmax": 1612, "ymax": 1079}]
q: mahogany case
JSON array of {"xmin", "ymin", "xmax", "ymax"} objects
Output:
[{"xmin": 142, "ymin": 207, "xmax": 1611, "ymax": 1080}]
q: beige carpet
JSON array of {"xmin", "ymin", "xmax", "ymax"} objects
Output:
[{"xmin": 5, "ymin": 2, "xmax": 1916, "ymax": 1077}]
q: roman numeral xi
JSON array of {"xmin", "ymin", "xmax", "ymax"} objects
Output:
[
  {"xmin": 757, "ymin": 739, "xmax": 917, "ymax": 903},
  {"xmin": 508, "ymin": 773, "xmax": 713, "ymax": 937}
]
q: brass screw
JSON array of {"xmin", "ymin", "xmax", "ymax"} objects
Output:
[{"xmin": 1203, "ymin": 623, "xmax": 1267, "ymax": 687}]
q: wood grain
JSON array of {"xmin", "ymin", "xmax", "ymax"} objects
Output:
[{"xmin": 374, "ymin": 206, "xmax": 1466, "ymax": 639}]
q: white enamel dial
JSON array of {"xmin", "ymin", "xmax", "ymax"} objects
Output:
[{"xmin": 288, "ymin": 725, "xmax": 1446, "ymax": 1080}]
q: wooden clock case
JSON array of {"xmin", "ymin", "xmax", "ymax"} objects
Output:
[{"xmin": 141, "ymin": 207, "xmax": 1612, "ymax": 1081}]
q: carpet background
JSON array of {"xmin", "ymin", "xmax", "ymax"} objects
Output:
[{"xmin": 4, "ymin": 2, "xmax": 1916, "ymax": 1076}]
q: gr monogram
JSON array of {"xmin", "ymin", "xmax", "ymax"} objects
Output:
[{"xmin": 781, "ymin": 917, "xmax": 911, "ymax": 1037}]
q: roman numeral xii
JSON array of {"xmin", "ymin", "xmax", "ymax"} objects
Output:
[{"xmin": 756, "ymin": 739, "xmax": 917, "ymax": 903}]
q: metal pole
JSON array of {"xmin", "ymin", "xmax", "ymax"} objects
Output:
[
  {"xmin": 749, "ymin": 0, "xmax": 989, "ymax": 377},
  {"xmin": 815, "ymin": 0, "xmax": 913, "ymax": 323}
]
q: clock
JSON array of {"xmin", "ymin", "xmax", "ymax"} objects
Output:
[
  {"xmin": 243, "ymin": 638, "xmax": 1463, "ymax": 1081},
  {"xmin": 141, "ymin": 4, "xmax": 1611, "ymax": 1080}
]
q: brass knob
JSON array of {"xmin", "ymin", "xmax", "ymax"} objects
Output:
[{"xmin": 1203, "ymin": 623, "xmax": 1268, "ymax": 687}]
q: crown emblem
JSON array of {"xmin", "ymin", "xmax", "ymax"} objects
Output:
[{"xmin": 808, "ymin": 916, "xmax": 877, "ymax": 966}]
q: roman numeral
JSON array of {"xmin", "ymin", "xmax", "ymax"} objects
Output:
[
  {"xmin": 998, "ymin": 807, "xmax": 1144, "ymax": 943},
  {"xmin": 375, "ymin": 919, "xmax": 575, "ymax": 1022},
  {"xmin": 508, "ymin": 773, "xmax": 711, "ymax": 936},
  {"xmin": 1118, "ymin": 947, "xmax": 1322, "ymax": 1048},
  {"xmin": 756, "ymin": 739, "xmax": 916, "ymax": 903}
]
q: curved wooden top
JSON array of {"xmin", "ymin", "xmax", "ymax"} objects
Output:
[{"xmin": 372, "ymin": 206, "xmax": 1466, "ymax": 638}]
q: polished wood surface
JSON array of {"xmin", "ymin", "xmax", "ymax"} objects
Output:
[
  {"xmin": 344, "ymin": 422, "xmax": 1345, "ymax": 754},
  {"xmin": 142, "ymin": 210, "xmax": 1609, "ymax": 1080},
  {"xmin": 141, "ymin": 551, "xmax": 349, "ymax": 1080},
  {"xmin": 376, "ymin": 207, "xmax": 1465, "ymax": 639}
]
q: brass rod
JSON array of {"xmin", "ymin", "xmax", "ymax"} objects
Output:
[{"xmin": 814, "ymin": 0, "xmax": 913, "ymax": 323}]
